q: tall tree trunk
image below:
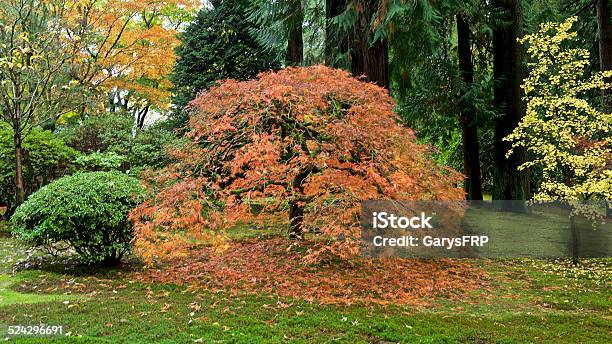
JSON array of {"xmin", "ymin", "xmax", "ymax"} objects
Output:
[
  {"xmin": 13, "ymin": 120, "xmax": 25, "ymax": 206},
  {"xmin": 456, "ymin": 14, "xmax": 483, "ymax": 201},
  {"xmin": 597, "ymin": 0, "xmax": 612, "ymax": 217},
  {"xmin": 286, "ymin": 0, "xmax": 304, "ymax": 66},
  {"xmin": 491, "ymin": 0, "xmax": 529, "ymax": 206},
  {"xmin": 325, "ymin": 0, "xmax": 347, "ymax": 67},
  {"xmin": 109, "ymin": 91, "xmax": 116, "ymax": 112},
  {"xmin": 597, "ymin": 0, "xmax": 612, "ymax": 107},
  {"xmin": 350, "ymin": 0, "xmax": 389, "ymax": 89}
]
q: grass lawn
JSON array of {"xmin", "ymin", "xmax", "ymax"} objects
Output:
[{"xmin": 0, "ymin": 224, "xmax": 610, "ymax": 343}]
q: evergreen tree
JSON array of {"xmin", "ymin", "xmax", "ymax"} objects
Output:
[
  {"xmin": 349, "ymin": 0, "xmax": 389, "ymax": 89},
  {"xmin": 457, "ymin": 12, "xmax": 484, "ymax": 200},
  {"xmin": 491, "ymin": 0, "xmax": 530, "ymax": 206},
  {"xmin": 286, "ymin": 0, "xmax": 305, "ymax": 65},
  {"xmin": 170, "ymin": 0, "xmax": 280, "ymax": 128},
  {"xmin": 325, "ymin": 0, "xmax": 348, "ymax": 68},
  {"xmin": 375, "ymin": 0, "xmax": 493, "ymax": 195},
  {"xmin": 249, "ymin": 0, "xmax": 327, "ymax": 66}
]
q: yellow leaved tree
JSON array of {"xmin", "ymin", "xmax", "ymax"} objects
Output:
[
  {"xmin": 506, "ymin": 17, "xmax": 612, "ymax": 261},
  {"xmin": 506, "ymin": 17, "xmax": 612, "ymax": 206}
]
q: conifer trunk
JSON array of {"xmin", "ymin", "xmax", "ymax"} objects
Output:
[
  {"xmin": 597, "ymin": 0, "xmax": 612, "ymax": 107},
  {"xmin": 325, "ymin": 0, "xmax": 347, "ymax": 67},
  {"xmin": 286, "ymin": 0, "xmax": 304, "ymax": 66},
  {"xmin": 350, "ymin": 0, "xmax": 389, "ymax": 89},
  {"xmin": 456, "ymin": 14, "xmax": 483, "ymax": 201},
  {"xmin": 491, "ymin": 0, "xmax": 529, "ymax": 207}
]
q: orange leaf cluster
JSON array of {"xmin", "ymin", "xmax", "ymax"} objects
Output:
[
  {"xmin": 130, "ymin": 66, "xmax": 464, "ymax": 263},
  {"xmin": 66, "ymin": 0, "xmax": 198, "ymax": 109}
]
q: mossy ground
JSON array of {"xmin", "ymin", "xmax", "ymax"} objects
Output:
[{"xmin": 0, "ymin": 222, "xmax": 609, "ymax": 343}]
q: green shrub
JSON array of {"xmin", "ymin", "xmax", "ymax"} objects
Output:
[
  {"xmin": 58, "ymin": 113, "xmax": 132, "ymax": 153},
  {"xmin": 11, "ymin": 171, "xmax": 145, "ymax": 266},
  {"xmin": 59, "ymin": 114, "xmax": 179, "ymax": 173},
  {"xmin": 0, "ymin": 125, "xmax": 76, "ymax": 215},
  {"xmin": 106, "ymin": 124, "xmax": 180, "ymax": 172},
  {"xmin": 74, "ymin": 151, "xmax": 127, "ymax": 172}
]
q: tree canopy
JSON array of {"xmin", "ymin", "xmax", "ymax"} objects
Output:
[
  {"xmin": 170, "ymin": 0, "xmax": 280, "ymax": 127},
  {"xmin": 507, "ymin": 17, "xmax": 612, "ymax": 203},
  {"xmin": 130, "ymin": 66, "xmax": 464, "ymax": 263}
]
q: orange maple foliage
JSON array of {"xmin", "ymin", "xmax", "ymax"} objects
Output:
[
  {"xmin": 66, "ymin": 0, "xmax": 198, "ymax": 110},
  {"xmin": 130, "ymin": 66, "xmax": 464, "ymax": 263}
]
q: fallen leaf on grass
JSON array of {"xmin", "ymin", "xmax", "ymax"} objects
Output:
[{"xmin": 160, "ymin": 303, "xmax": 172, "ymax": 313}]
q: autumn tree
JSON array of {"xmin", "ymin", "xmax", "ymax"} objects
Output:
[
  {"xmin": 507, "ymin": 17, "xmax": 612, "ymax": 204},
  {"xmin": 0, "ymin": 0, "xmax": 81, "ymax": 205},
  {"xmin": 507, "ymin": 18, "xmax": 612, "ymax": 259},
  {"xmin": 130, "ymin": 66, "xmax": 463, "ymax": 263},
  {"xmin": 67, "ymin": 0, "xmax": 198, "ymax": 126}
]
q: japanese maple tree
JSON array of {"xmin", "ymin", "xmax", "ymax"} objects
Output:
[{"xmin": 130, "ymin": 66, "xmax": 463, "ymax": 263}]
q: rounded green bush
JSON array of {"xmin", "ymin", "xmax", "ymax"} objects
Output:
[{"xmin": 11, "ymin": 171, "xmax": 145, "ymax": 265}]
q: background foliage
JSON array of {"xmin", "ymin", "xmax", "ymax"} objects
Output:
[
  {"xmin": 170, "ymin": 0, "xmax": 281, "ymax": 127},
  {"xmin": 0, "ymin": 125, "xmax": 75, "ymax": 216}
]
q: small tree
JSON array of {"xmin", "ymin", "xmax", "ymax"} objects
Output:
[
  {"xmin": 0, "ymin": 0, "xmax": 80, "ymax": 205},
  {"xmin": 55, "ymin": 0, "xmax": 198, "ymax": 125},
  {"xmin": 130, "ymin": 66, "xmax": 463, "ymax": 263},
  {"xmin": 506, "ymin": 18, "xmax": 612, "ymax": 261},
  {"xmin": 507, "ymin": 17, "xmax": 611, "ymax": 203}
]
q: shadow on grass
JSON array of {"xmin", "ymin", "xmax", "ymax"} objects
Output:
[
  {"xmin": 0, "ymin": 221, "xmax": 143, "ymax": 278},
  {"xmin": 11, "ymin": 252, "xmax": 146, "ymax": 278}
]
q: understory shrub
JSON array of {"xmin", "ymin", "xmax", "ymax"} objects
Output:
[
  {"xmin": 60, "ymin": 113, "xmax": 179, "ymax": 173},
  {"xmin": 11, "ymin": 171, "xmax": 145, "ymax": 265},
  {"xmin": 0, "ymin": 125, "xmax": 76, "ymax": 217},
  {"xmin": 74, "ymin": 151, "xmax": 127, "ymax": 172}
]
